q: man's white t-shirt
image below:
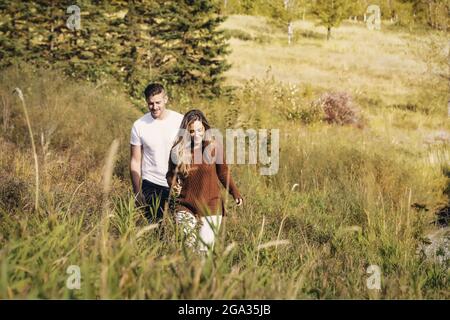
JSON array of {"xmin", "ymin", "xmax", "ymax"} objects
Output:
[{"xmin": 130, "ymin": 109, "xmax": 184, "ymax": 187}]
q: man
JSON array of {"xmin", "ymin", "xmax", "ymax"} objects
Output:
[{"xmin": 130, "ymin": 83, "xmax": 183, "ymax": 222}]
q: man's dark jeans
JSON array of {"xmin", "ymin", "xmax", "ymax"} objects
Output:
[{"xmin": 141, "ymin": 179, "xmax": 170, "ymax": 223}]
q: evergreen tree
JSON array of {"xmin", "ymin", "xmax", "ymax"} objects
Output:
[
  {"xmin": 152, "ymin": 0, "xmax": 231, "ymax": 97},
  {"xmin": 0, "ymin": 0, "xmax": 232, "ymax": 98},
  {"xmin": 0, "ymin": 1, "xmax": 31, "ymax": 69},
  {"xmin": 57, "ymin": 0, "xmax": 120, "ymax": 81},
  {"xmin": 114, "ymin": 0, "xmax": 158, "ymax": 99},
  {"xmin": 0, "ymin": 0, "xmax": 119, "ymax": 80}
]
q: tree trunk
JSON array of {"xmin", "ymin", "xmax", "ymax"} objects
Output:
[
  {"xmin": 327, "ymin": 27, "xmax": 331, "ymax": 40},
  {"xmin": 428, "ymin": 1, "xmax": 433, "ymax": 28},
  {"xmin": 288, "ymin": 22, "xmax": 293, "ymax": 45},
  {"xmin": 448, "ymin": 99, "xmax": 450, "ymax": 118},
  {"xmin": 49, "ymin": 5, "xmax": 55, "ymax": 53}
]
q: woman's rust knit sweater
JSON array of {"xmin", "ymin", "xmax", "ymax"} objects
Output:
[{"xmin": 166, "ymin": 142, "xmax": 241, "ymax": 217}]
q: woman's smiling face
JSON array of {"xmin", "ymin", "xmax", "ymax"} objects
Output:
[{"xmin": 188, "ymin": 120, "xmax": 205, "ymax": 146}]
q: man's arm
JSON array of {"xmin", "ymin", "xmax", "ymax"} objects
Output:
[{"xmin": 130, "ymin": 144, "xmax": 143, "ymax": 201}]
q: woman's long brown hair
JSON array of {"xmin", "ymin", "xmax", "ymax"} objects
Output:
[{"xmin": 170, "ymin": 109, "xmax": 214, "ymax": 178}]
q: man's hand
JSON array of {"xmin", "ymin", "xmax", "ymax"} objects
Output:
[{"xmin": 134, "ymin": 192, "xmax": 145, "ymax": 208}]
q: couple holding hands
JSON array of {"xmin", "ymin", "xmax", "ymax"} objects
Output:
[{"xmin": 130, "ymin": 83, "xmax": 243, "ymax": 254}]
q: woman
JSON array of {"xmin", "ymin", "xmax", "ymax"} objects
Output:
[{"xmin": 166, "ymin": 109, "xmax": 243, "ymax": 254}]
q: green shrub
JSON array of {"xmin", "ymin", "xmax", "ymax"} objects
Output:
[{"xmin": 223, "ymin": 29, "xmax": 254, "ymax": 41}]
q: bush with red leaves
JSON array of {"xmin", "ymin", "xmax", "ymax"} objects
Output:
[{"xmin": 313, "ymin": 92, "xmax": 363, "ymax": 128}]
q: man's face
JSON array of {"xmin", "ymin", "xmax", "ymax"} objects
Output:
[{"xmin": 147, "ymin": 92, "xmax": 168, "ymax": 119}]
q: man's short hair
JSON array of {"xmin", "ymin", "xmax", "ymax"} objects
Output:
[{"xmin": 144, "ymin": 83, "xmax": 165, "ymax": 100}]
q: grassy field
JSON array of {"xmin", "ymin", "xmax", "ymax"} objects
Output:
[{"xmin": 0, "ymin": 15, "xmax": 449, "ymax": 299}]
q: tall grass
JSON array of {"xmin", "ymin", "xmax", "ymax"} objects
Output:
[
  {"xmin": 0, "ymin": 73, "xmax": 448, "ymax": 299},
  {"xmin": 13, "ymin": 88, "xmax": 39, "ymax": 212}
]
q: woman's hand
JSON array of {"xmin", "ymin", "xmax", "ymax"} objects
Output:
[
  {"xmin": 173, "ymin": 183, "xmax": 182, "ymax": 197},
  {"xmin": 235, "ymin": 198, "xmax": 243, "ymax": 206}
]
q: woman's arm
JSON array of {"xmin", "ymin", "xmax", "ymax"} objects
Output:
[
  {"xmin": 214, "ymin": 142, "xmax": 242, "ymax": 200},
  {"xmin": 216, "ymin": 162, "xmax": 242, "ymax": 201}
]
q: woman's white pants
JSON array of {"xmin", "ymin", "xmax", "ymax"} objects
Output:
[{"xmin": 175, "ymin": 211, "xmax": 222, "ymax": 253}]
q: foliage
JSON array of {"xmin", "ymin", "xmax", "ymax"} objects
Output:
[
  {"xmin": 312, "ymin": 0, "xmax": 353, "ymax": 40},
  {"xmin": 0, "ymin": 0, "xmax": 231, "ymax": 99}
]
